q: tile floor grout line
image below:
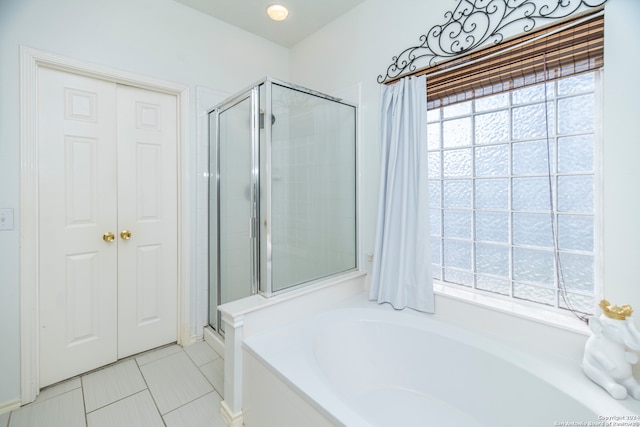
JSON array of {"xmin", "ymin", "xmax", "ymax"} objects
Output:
[
  {"xmin": 37, "ymin": 375, "xmax": 82, "ymax": 401},
  {"xmin": 199, "ymin": 365, "xmax": 223, "ymax": 396},
  {"xmin": 161, "ymin": 389, "xmax": 219, "ymax": 419},
  {"xmin": 80, "ymin": 381, "xmax": 88, "ymax": 427},
  {"xmin": 136, "ymin": 343, "xmax": 182, "ymax": 367},
  {"xmin": 84, "ymin": 388, "xmax": 151, "ymax": 416},
  {"xmin": 133, "ymin": 355, "xmax": 166, "ymax": 425},
  {"xmin": 156, "ymin": 350, "xmax": 211, "ymax": 417}
]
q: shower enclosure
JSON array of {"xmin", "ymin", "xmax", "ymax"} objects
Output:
[{"xmin": 208, "ymin": 77, "xmax": 357, "ymax": 334}]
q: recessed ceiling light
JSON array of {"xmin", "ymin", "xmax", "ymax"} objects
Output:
[{"xmin": 267, "ymin": 4, "xmax": 289, "ymax": 22}]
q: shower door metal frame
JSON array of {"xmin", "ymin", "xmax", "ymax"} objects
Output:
[
  {"xmin": 210, "ymin": 87, "xmax": 260, "ymax": 337},
  {"xmin": 262, "ymin": 80, "xmax": 274, "ymax": 297}
]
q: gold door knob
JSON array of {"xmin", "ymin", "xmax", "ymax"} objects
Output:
[
  {"xmin": 103, "ymin": 232, "xmax": 115, "ymax": 242},
  {"xmin": 120, "ymin": 230, "xmax": 132, "ymax": 240}
]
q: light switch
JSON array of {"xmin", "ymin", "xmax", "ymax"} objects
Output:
[{"xmin": 0, "ymin": 209, "xmax": 14, "ymax": 231}]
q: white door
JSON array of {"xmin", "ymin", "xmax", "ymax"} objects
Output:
[
  {"xmin": 38, "ymin": 68, "xmax": 178, "ymax": 387},
  {"xmin": 116, "ymin": 85, "xmax": 178, "ymax": 358},
  {"xmin": 38, "ymin": 68, "xmax": 118, "ymax": 386}
]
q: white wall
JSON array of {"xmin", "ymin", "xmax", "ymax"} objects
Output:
[
  {"xmin": 290, "ymin": 0, "xmax": 640, "ymax": 344},
  {"xmin": 0, "ymin": 0, "xmax": 289, "ymax": 407},
  {"xmin": 600, "ymin": 0, "xmax": 640, "ymax": 308}
]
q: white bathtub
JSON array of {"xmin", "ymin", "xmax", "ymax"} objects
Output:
[{"xmin": 242, "ymin": 295, "xmax": 640, "ymax": 426}]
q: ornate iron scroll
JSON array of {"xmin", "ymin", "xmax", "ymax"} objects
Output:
[{"xmin": 377, "ymin": 0, "xmax": 608, "ymax": 83}]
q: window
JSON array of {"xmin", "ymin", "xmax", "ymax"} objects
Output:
[{"xmin": 425, "ymin": 15, "xmax": 603, "ymax": 317}]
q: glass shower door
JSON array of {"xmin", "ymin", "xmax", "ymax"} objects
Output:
[{"xmin": 209, "ymin": 91, "xmax": 257, "ymax": 334}]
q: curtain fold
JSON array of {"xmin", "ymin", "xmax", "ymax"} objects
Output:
[{"xmin": 369, "ymin": 75, "xmax": 434, "ymax": 313}]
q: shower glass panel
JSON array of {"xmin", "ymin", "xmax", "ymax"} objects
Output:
[
  {"xmin": 267, "ymin": 83, "xmax": 357, "ymax": 293},
  {"xmin": 208, "ymin": 78, "xmax": 357, "ymax": 335}
]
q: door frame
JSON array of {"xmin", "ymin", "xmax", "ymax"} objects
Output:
[{"xmin": 19, "ymin": 46, "xmax": 191, "ymax": 404}]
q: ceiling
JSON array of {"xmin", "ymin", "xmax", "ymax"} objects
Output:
[{"xmin": 172, "ymin": 0, "xmax": 367, "ymax": 47}]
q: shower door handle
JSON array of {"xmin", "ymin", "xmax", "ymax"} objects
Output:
[{"xmin": 249, "ymin": 217, "xmax": 255, "ymax": 239}]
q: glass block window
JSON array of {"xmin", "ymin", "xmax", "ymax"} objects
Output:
[{"xmin": 428, "ymin": 71, "xmax": 599, "ymax": 315}]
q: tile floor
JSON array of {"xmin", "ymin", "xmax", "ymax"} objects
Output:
[{"xmin": 1, "ymin": 341, "xmax": 228, "ymax": 427}]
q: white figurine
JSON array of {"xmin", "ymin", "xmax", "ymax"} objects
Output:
[{"xmin": 583, "ymin": 300, "xmax": 640, "ymax": 399}]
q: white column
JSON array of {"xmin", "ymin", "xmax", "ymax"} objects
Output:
[{"xmin": 219, "ymin": 311, "xmax": 244, "ymax": 427}]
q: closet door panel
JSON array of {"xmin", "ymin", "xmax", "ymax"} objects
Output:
[
  {"xmin": 116, "ymin": 85, "xmax": 178, "ymax": 358},
  {"xmin": 38, "ymin": 67, "xmax": 118, "ymax": 387}
]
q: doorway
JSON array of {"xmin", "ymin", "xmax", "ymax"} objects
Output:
[
  {"xmin": 36, "ymin": 67, "xmax": 178, "ymax": 387},
  {"xmin": 20, "ymin": 47, "xmax": 190, "ymax": 403}
]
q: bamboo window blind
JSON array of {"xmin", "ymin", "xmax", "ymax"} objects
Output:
[{"xmin": 416, "ymin": 13, "xmax": 604, "ymax": 109}]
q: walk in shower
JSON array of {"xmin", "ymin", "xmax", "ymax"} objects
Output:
[{"xmin": 208, "ymin": 77, "xmax": 358, "ymax": 334}]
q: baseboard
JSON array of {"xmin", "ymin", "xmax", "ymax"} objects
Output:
[
  {"xmin": 220, "ymin": 400, "xmax": 243, "ymax": 427},
  {"xmin": 0, "ymin": 398, "xmax": 21, "ymax": 415}
]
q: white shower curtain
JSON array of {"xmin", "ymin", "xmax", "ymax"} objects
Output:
[{"xmin": 369, "ymin": 75, "xmax": 434, "ymax": 313}]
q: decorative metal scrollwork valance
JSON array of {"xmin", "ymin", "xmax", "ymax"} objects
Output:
[{"xmin": 377, "ymin": 0, "xmax": 608, "ymax": 84}]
